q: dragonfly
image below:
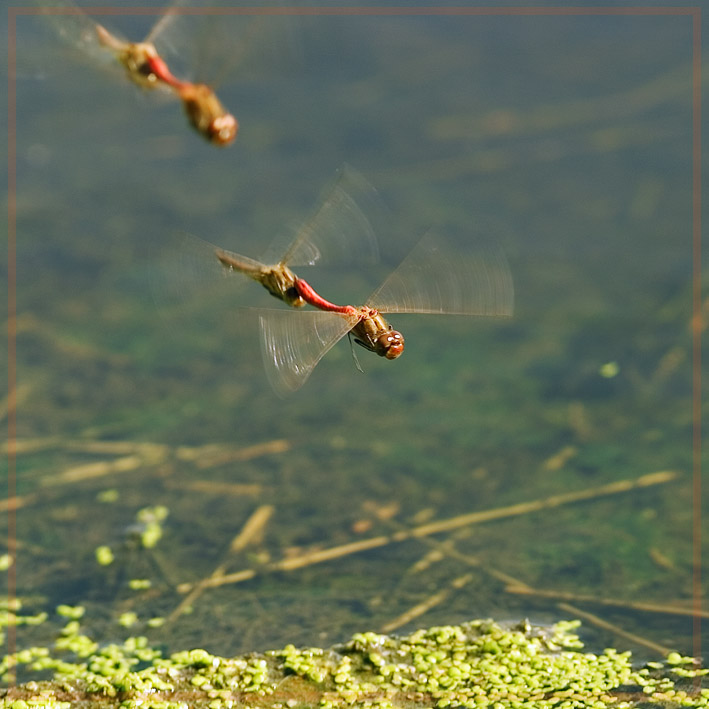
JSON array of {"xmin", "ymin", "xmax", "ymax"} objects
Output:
[
  {"xmin": 259, "ymin": 232, "xmax": 514, "ymax": 394},
  {"xmin": 153, "ymin": 165, "xmax": 384, "ymax": 314},
  {"xmin": 40, "ymin": 0, "xmax": 237, "ymax": 145}
]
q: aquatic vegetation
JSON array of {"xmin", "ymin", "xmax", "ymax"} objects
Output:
[{"xmin": 1, "ymin": 609, "xmax": 707, "ymax": 708}]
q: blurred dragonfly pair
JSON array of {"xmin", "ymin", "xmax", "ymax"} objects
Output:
[{"xmin": 38, "ymin": 0, "xmax": 294, "ymax": 145}]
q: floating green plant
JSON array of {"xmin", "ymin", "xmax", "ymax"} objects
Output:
[{"xmin": 1, "ymin": 608, "xmax": 707, "ymax": 709}]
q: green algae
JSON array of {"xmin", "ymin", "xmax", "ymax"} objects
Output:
[{"xmin": 1, "ymin": 614, "xmax": 707, "ymax": 709}]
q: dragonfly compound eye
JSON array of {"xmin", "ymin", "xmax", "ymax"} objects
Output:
[
  {"xmin": 379, "ymin": 331, "xmax": 404, "ymax": 360},
  {"xmin": 210, "ymin": 114, "xmax": 239, "ymax": 146}
]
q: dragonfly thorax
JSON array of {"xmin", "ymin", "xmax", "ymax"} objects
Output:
[
  {"xmin": 95, "ymin": 25, "xmax": 162, "ymax": 89},
  {"xmin": 119, "ymin": 43, "xmax": 162, "ymax": 86},
  {"xmin": 261, "ymin": 266, "xmax": 307, "ymax": 308}
]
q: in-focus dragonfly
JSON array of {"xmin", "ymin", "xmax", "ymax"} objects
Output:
[{"xmin": 259, "ymin": 232, "xmax": 514, "ymax": 394}]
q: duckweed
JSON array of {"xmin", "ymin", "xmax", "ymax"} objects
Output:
[
  {"xmin": 55, "ymin": 606, "xmax": 84, "ymax": 621},
  {"xmin": 1, "ymin": 617, "xmax": 708, "ymax": 708},
  {"xmin": 94, "ymin": 545, "xmax": 114, "ymax": 566},
  {"xmin": 136, "ymin": 506, "xmax": 169, "ymax": 549},
  {"xmin": 118, "ymin": 612, "xmax": 139, "ymax": 628}
]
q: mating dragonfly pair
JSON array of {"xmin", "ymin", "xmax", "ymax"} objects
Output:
[
  {"xmin": 42, "ymin": 0, "xmax": 239, "ymax": 145},
  {"xmin": 166, "ymin": 167, "xmax": 514, "ymax": 394}
]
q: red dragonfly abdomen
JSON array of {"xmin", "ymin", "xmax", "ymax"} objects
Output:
[{"xmin": 295, "ymin": 278, "xmax": 358, "ymax": 315}]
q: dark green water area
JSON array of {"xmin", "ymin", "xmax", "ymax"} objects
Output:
[{"xmin": 3, "ymin": 1, "xmax": 706, "ymax": 705}]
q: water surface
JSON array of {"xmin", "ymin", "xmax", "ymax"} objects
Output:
[{"xmin": 6, "ymin": 1, "xmax": 702, "ymax": 662}]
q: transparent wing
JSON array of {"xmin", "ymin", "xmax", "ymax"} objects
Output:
[
  {"xmin": 150, "ymin": 232, "xmax": 260, "ymax": 314},
  {"xmin": 259, "ymin": 309, "xmax": 357, "ymax": 395},
  {"xmin": 36, "ymin": 0, "xmax": 175, "ymax": 94},
  {"xmin": 143, "ymin": 0, "xmax": 209, "ymax": 80},
  {"xmin": 37, "ymin": 0, "xmax": 118, "ymax": 69},
  {"xmin": 368, "ymin": 231, "xmax": 514, "ymax": 316},
  {"xmin": 260, "ymin": 165, "xmax": 384, "ymax": 269},
  {"xmin": 146, "ymin": 1, "xmax": 300, "ymax": 86},
  {"xmin": 144, "ymin": 0, "xmax": 189, "ymax": 45}
]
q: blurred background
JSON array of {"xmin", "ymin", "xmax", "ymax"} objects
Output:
[{"xmin": 4, "ymin": 0, "xmax": 704, "ymax": 662}]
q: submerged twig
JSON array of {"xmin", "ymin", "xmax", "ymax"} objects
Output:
[
  {"xmin": 175, "ymin": 439, "xmax": 290, "ymax": 468},
  {"xmin": 226, "ymin": 505, "xmax": 275, "ymax": 555},
  {"xmin": 170, "ymin": 505, "xmax": 275, "ymax": 620},
  {"xmin": 405, "ymin": 471, "xmax": 677, "ymax": 538},
  {"xmin": 177, "ymin": 470, "xmax": 678, "ymax": 593},
  {"xmin": 0, "ymin": 437, "xmax": 288, "ymax": 512},
  {"xmin": 381, "ymin": 573, "xmax": 474, "ymax": 633},
  {"xmin": 400, "ymin": 524, "xmax": 531, "ymax": 589},
  {"xmin": 557, "ymin": 603, "xmax": 674, "ymax": 657},
  {"xmin": 507, "ymin": 585, "xmax": 706, "ymax": 618},
  {"xmin": 165, "ymin": 480, "xmax": 264, "ymax": 497},
  {"xmin": 395, "ymin": 529, "xmax": 676, "ymax": 656},
  {"xmin": 41, "ymin": 454, "xmax": 152, "ymax": 486}
]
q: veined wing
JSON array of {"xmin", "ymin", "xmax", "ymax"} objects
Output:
[
  {"xmin": 151, "ymin": 232, "xmax": 259, "ymax": 313},
  {"xmin": 368, "ymin": 232, "xmax": 514, "ymax": 317},
  {"xmin": 38, "ymin": 0, "xmax": 119, "ymax": 69},
  {"xmin": 259, "ymin": 309, "xmax": 357, "ymax": 395},
  {"xmin": 261, "ymin": 165, "xmax": 384, "ymax": 269}
]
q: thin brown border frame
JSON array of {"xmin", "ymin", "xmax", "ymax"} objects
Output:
[{"xmin": 6, "ymin": 0, "xmax": 702, "ymax": 684}]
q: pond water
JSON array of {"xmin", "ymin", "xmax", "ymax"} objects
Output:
[{"xmin": 6, "ymin": 1, "xmax": 703, "ymax": 664}]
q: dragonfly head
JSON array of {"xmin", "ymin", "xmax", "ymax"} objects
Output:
[
  {"xmin": 376, "ymin": 330, "xmax": 405, "ymax": 359},
  {"xmin": 354, "ymin": 313, "xmax": 405, "ymax": 359},
  {"xmin": 209, "ymin": 113, "xmax": 239, "ymax": 146}
]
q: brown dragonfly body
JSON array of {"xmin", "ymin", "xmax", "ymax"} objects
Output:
[{"xmin": 214, "ymin": 250, "xmax": 307, "ymax": 309}]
